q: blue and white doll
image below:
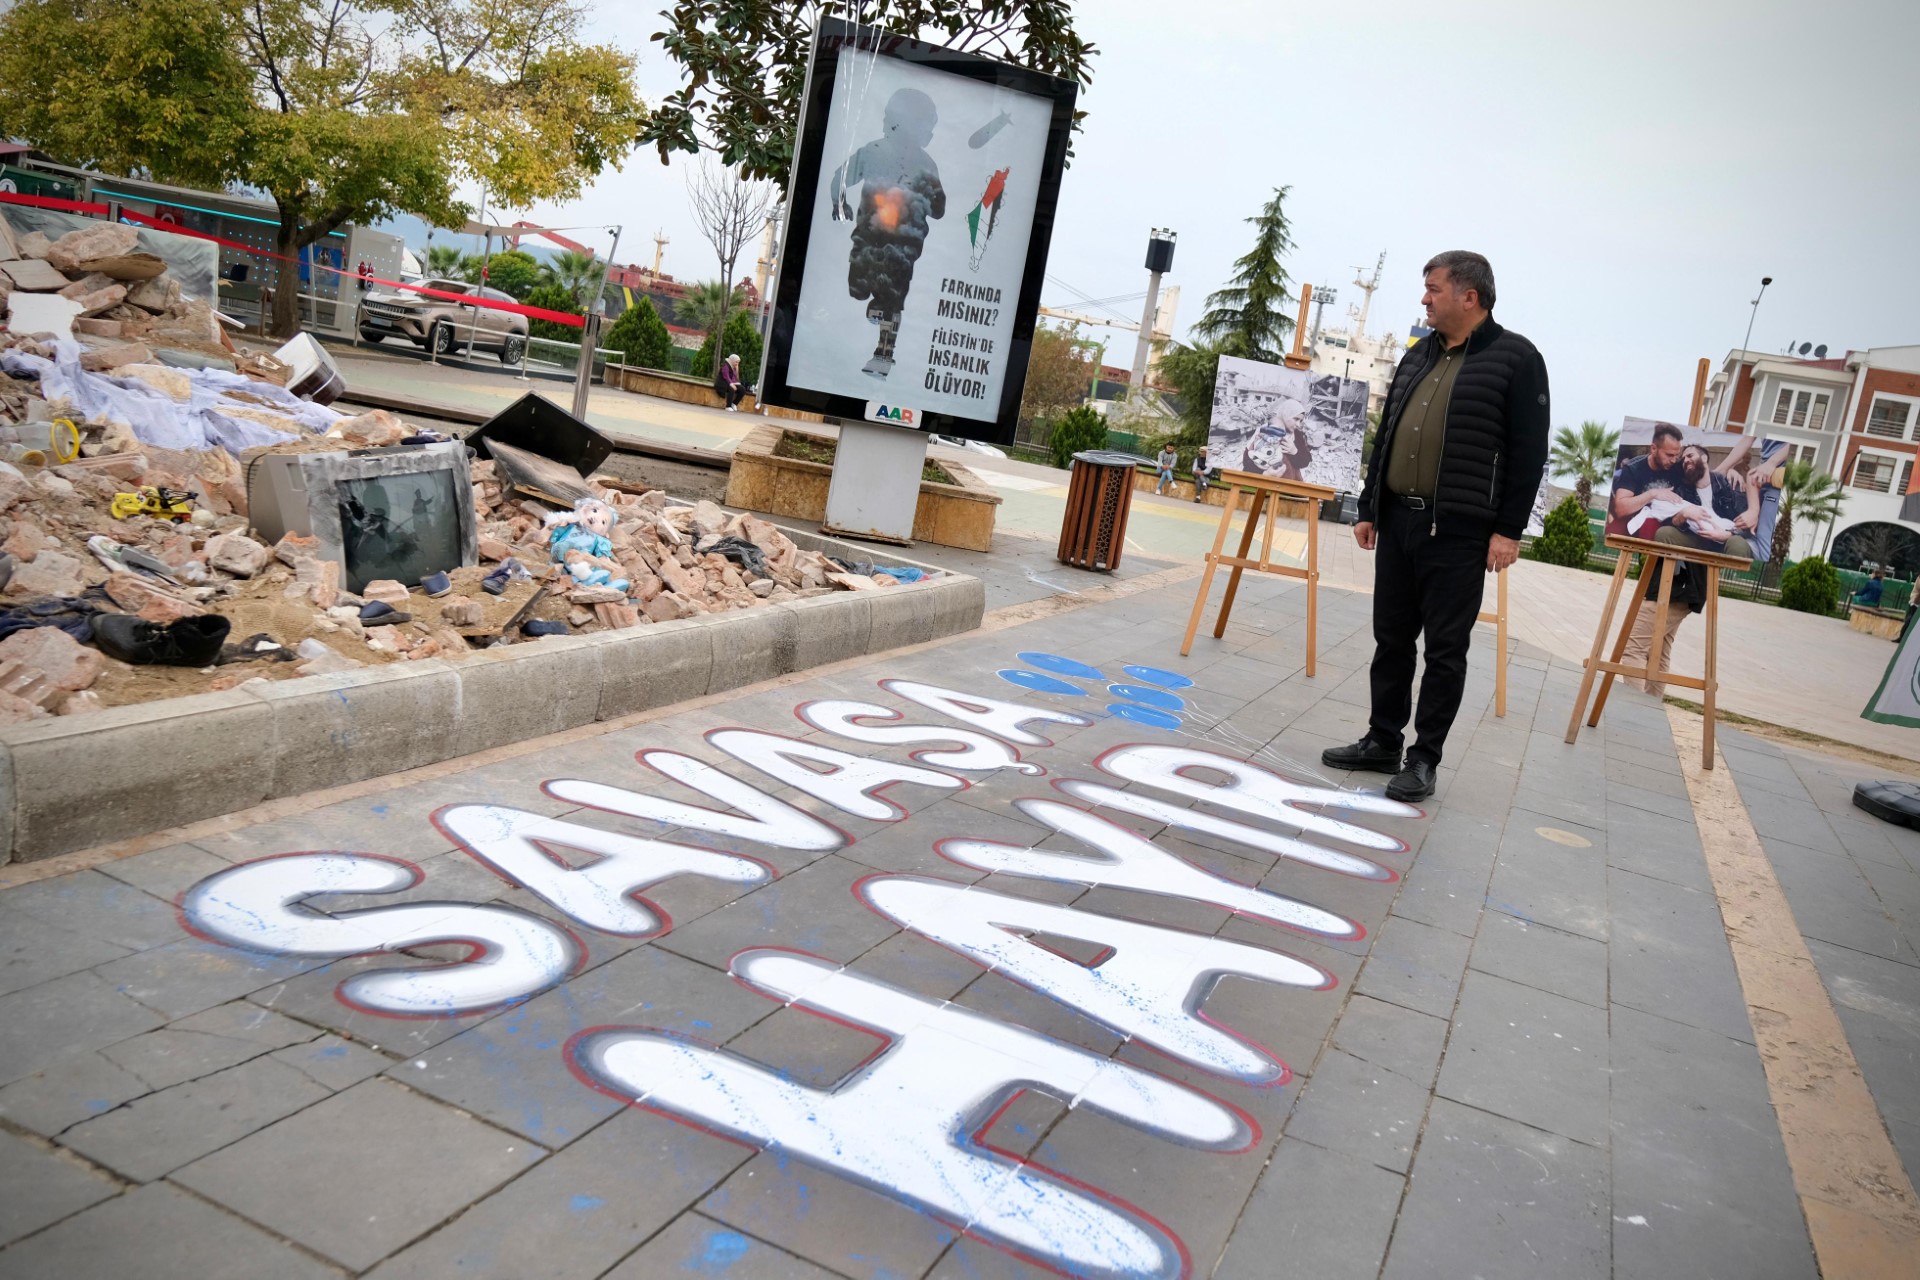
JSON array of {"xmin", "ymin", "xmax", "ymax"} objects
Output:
[{"xmin": 546, "ymin": 497, "xmax": 629, "ymax": 592}]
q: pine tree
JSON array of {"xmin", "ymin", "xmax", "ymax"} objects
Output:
[
  {"xmin": 605, "ymin": 297, "xmax": 673, "ymax": 370},
  {"xmin": 1192, "ymin": 186, "xmax": 1296, "ymax": 364}
]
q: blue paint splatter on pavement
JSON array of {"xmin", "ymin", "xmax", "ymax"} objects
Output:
[
  {"xmin": 1122, "ymin": 664, "xmax": 1194, "ymax": 690},
  {"xmin": 84, "ymin": 1099, "xmax": 114, "ymax": 1113},
  {"xmin": 1016, "ymin": 652, "xmax": 1106, "ymax": 680},
  {"xmin": 316, "ymin": 1045, "xmax": 349, "ymax": 1059},
  {"xmin": 691, "ymin": 1019, "xmax": 712, "ymax": 1029},
  {"xmin": 569, "ymin": 1194, "xmax": 604, "ymax": 1212},
  {"xmin": 1106, "ymin": 683, "xmax": 1184, "ymax": 711},
  {"xmin": 997, "ymin": 669, "xmax": 1086, "ymax": 696},
  {"xmin": 693, "ymin": 1229, "xmax": 752, "ymax": 1273},
  {"xmin": 1108, "ymin": 703, "xmax": 1182, "ymax": 730}
]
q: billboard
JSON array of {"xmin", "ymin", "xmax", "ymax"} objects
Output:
[
  {"xmin": 1207, "ymin": 355, "xmax": 1369, "ymax": 493},
  {"xmin": 1606, "ymin": 417, "xmax": 1789, "ymax": 566},
  {"xmin": 759, "ymin": 20, "xmax": 1078, "ymax": 445}
]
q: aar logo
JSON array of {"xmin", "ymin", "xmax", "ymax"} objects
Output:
[
  {"xmin": 864, "ymin": 401, "xmax": 917, "ymax": 426},
  {"xmin": 996, "ymin": 651, "xmax": 1194, "ymax": 729}
]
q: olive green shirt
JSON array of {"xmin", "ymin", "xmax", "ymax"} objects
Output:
[{"xmin": 1384, "ymin": 338, "xmax": 1468, "ymax": 499}]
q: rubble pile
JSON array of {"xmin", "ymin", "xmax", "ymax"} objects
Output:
[{"xmin": 0, "ymin": 213, "xmax": 925, "ymax": 720}]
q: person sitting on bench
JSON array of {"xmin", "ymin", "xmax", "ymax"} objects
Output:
[{"xmin": 714, "ymin": 353, "xmax": 746, "ymax": 411}]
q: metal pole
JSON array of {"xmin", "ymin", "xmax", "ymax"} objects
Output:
[
  {"xmin": 1739, "ymin": 277, "xmax": 1771, "ymax": 363},
  {"xmin": 571, "ymin": 311, "xmax": 601, "ymax": 420},
  {"xmin": 1128, "ymin": 270, "xmax": 1163, "ymax": 400}
]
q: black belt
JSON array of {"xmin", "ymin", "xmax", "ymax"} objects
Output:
[{"xmin": 1389, "ymin": 492, "xmax": 1433, "ymax": 510}]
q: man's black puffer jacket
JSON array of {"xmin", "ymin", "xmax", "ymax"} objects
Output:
[{"xmin": 1356, "ymin": 317, "xmax": 1550, "ymax": 540}]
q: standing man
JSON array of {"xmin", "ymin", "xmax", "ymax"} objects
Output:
[{"xmin": 1322, "ymin": 251, "xmax": 1550, "ymax": 801}]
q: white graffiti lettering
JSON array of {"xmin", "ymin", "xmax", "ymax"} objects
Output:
[
  {"xmin": 705, "ymin": 729, "xmax": 962, "ymax": 820},
  {"xmin": 437, "ymin": 806, "xmax": 772, "ymax": 937},
  {"xmin": 880, "ymin": 679, "xmax": 1091, "ymax": 746},
  {"xmin": 181, "ymin": 853, "xmax": 579, "ymax": 1015},
  {"xmin": 796, "ymin": 699, "xmax": 1043, "ymax": 775},
  {"xmin": 546, "ymin": 750, "xmax": 845, "ymax": 851},
  {"xmin": 860, "ymin": 876, "xmax": 1328, "ymax": 1082},
  {"xmin": 572, "ymin": 949, "xmax": 1251, "ymax": 1280},
  {"xmin": 1098, "ymin": 744, "xmax": 1420, "ymax": 852},
  {"xmin": 941, "ymin": 799, "xmax": 1363, "ymax": 940}
]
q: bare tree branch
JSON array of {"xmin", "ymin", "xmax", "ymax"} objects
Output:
[{"xmin": 686, "ymin": 156, "xmax": 779, "ymax": 297}]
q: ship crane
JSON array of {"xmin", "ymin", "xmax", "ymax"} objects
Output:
[{"xmin": 1349, "ymin": 250, "xmax": 1385, "ymax": 343}]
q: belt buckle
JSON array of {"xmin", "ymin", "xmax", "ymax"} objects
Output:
[{"xmin": 1403, "ymin": 495, "xmax": 1428, "ymax": 511}]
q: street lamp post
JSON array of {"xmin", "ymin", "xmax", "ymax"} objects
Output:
[{"xmin": 1740, "ymin": 275, "xmax": 1773, "ymax": 359}]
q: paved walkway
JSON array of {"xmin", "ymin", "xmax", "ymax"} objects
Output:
[{"xmin": 1, "ymin": 572, "xmax": 1916, "ymax": 1278}]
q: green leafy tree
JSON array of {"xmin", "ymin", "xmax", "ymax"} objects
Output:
[
  {"xmin": 1778, "ymin": 556, "xmax": 1841, "ymax": 616},
  {"xmin": 1192, "ymin": 186, "xmax": 1296, "ymax": 363},
  {"xmin": 605, "ymin": 297, "xmax": 674, "ymax": 370},
  {"xmin": 643, "ymin": 1, "xmax": 1097, "ymax": 187},
  {"xmin": 539, "ymin": 249, "xmax": 601, "ymax": 306},
  {"xmin": 1047, "ymin": 405, "xmax": 1109, "ymax": 470},
  {"xmin": 692, "ymin": 310, "xmax": 764, "ymax": 387},
  {"xmin": 1152, "ymin": 338, "xmax": 1232, "ymax": 449},
  {"xmin": 1532, "ymin": 495, "xmax": 1594, "ymax": 568},
  {"xmin": 1549, "ymin": 420, "xmax": 1619, "ymax": 512},
  {"xmin": 1018, "ymin": 322, "xmax": 1096, "ymax": 436},
  {"xmin": 0, "ymin": 0, "xmax": 646, "ymax": 337},
  {"xmin": 679, "ymin": 281, "xmax": 743, "ymax": 375},
  {"xmin": 524, "ymin": 282, "xmax": 583, "ymax": 342},
  {"xmin": 1771, "ymin": 461, "xmax": 1846, "ymax": 566},
  {"xmin": 478, "ymin": 249, "xmax": 542, "ymax": 300},
  {"xmin": 424, "ymin": 243, "xmax": 467, "ymax": 279}
]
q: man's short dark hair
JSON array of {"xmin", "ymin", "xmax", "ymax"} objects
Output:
[
  {"xmin": 1423, "ymin": 251, "xmax": 1496, "ymax": 311},
  {"xmin": 1652, "ymin": 422, "xmax": 1684, "ymax": 445}
]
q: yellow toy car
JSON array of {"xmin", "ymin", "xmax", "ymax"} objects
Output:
[{"xmin": 109, "ymin": 486, "xmax": 196, "ymax": 523}]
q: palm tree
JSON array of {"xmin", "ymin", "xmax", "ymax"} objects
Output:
[
  {"xmin": 540, "ymin": 249, "xmax": 599, "ymax": 306},
  {"xmin": 1548, "ymin": 420, "xmax": 1618, "ymax": 512},
  {"xmin": 424, "ymin": 244, "xmax": 465, "ymax": 279},
  {"xmin": 454, "ymin": 253, "xmax": 488, "ymax": 285},
  {"xmin": 1771, "ymin": 461, "xmax": 1846, "ymax": 565},
  {"xmin": 678, "ymin": 280, "xmax": 742, "ymax": 374}
]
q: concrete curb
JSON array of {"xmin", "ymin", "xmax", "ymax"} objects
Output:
[{"xmin": 2, "ymin": 544, "xmax": 982, "ymax": 862}]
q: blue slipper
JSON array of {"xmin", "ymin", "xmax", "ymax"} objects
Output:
[
  {"xmin": 522, "ymin": 619, "xmax": 568, "ymax": 637},
  {"xmin": 421, "ymin": 571, "xmax": 452, "ymax": 598},
  {"xmin": 359, "ymin": 601, "xmax": 411, "ymax": 626}
]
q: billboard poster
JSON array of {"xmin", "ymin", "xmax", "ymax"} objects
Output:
[
  {"xmin": 1606, "ymin": 417, "xmax": 1789, "ymax": 566},
  {"xmin": 1207, "ymin": 355, "xmax": 1369, "ymax": 493},
  {"xmin": 759, "ymin": 20, "xmax": 1078, "ymax": 445}
]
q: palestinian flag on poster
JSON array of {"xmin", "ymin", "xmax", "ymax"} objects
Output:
[{"xmin": 966, "ymin": 168, "xmax": 1010, "ymax": 271}]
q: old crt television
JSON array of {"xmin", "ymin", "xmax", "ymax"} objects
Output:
[{"xmin": 247, "ymin": 442, "xmax": 477, "ymax": 593}]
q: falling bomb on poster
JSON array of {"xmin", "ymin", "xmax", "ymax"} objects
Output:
[
  {"xmin": 758, "ymin": 20, "xmax": 1079, "ymax": 446},
  {"xmin": 1208, "ymin": 355, "xmax": 1369, "ymax": 493}
]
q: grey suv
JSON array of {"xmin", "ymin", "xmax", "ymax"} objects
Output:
[{"xmin": 359, "ymin": 279, "xmax": 530, "ymax": 362}]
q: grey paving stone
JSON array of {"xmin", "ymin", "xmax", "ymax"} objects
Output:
[
  {"xmin": 1766, "ymin": 839, "xmax": 1910, "ymax": 961},
  {"xmin": 1382, "ymin": 1097, "xmax": 1608, "ymax": 1280},
  {"xmin": 0, "ymin": 970, "xmax": 166, "ymax": 1088},
  {"xmin": 95, "ymin": 842, "xmax": 232, "ymax": 901},
  {"xmin": 1352, "ymin": 913, "xmax": 1473, "ymax": 1019},
  {"xmin": 173, "ymin": 1078, "xmax": 545, "ymax": 1271},
  {"xmin": 603, "ymin": 1211, "xmax": 842, "ymax": 1280},
  {"xmin": 1825, "ymin": 813, "xmax": 1916, "ymax": 871},
  {"xmin": 1212, "ymin": 1137, "xmax": 1405, "ymax": 1280},
  {"xmin": 1606, "ymin": 778, "xmax": 1697, "ymax": 823},
  {"xmin": 0, "ymin": 903, "xmax": 130, "ymax": 998},
  {"xmin": 270, "ymin": 1035, "xmax": 393, "ymax": 1091},
  {"xmin": 244, "ymin": 953, "xmax": 497, "ymax": 1058},
  {"xmin": 1470, "ymin": 910, "xmax": 1608, "ymax": 1009},
  {"xmin": 62, "ymin": 1055, "xmax": 331, "ymax": 1183},
  {"xmin": 1435, "ymin": 969, "xmax": 1609, "ymax": 1145},
  {"xmin": 100, "ymin": 1001, "xmax": 317, "ymax": 1090},
  {"xmin": 0, "ymin": 1128, "xmax": 117, "ymax": 1247},
  {"xmin": 365, "ymin": 1106, "xmax": 749, "ymax": 1280},
  {"xmin": 1603, "ymin": 803, "xmax": 1711, "ymax": 891},
  {"xmin": 0, "ymin": 1182, "xmax": 342, "ymax": 1280},
  {"xmin": 95, "ymin": 935, "xmax": 324, "ymax": 1020},
  {"xmin": 396, "ymin": 943, "xmax": 776, "ymax": 1147},
  {"xmin": 843, "ymin": 927, "xmax": 987, "ymax": 1003},
  {"xmin": 1280, "ymin": 1047, "xmax": 1429, "ymax": 1172},
  {"xmin": 1485, "ymin": 814, "xmax": 1610, "ymax": 941},
  {"xmin": 701, "ymin": 1150, "xmax": 960, "ymax": 1280},
  {"xmin": 0, "ymin": 1051, "xmax": 149, "ymax": 1138},
  {"xmin": 1330, "ymin": 992, "xmax": 1451, "ymax": 1087},
  {"xmin": 1739, "ymin": 787, "xmax": 1845, "ymax": 854},
  {"xmin": 1609, "ymin": 868, "xmax": 1756, "ymax": 1043},
  {"xmin": 1609, "ymin": 1004, "xmax": 1814, "ymax": 1280},
  {"xmin": 0, "ymin": 870, "xmax": 183, "ymax": 951},
  {"xmin": 654, "ymin": 854, "xmax": 900, "ymax": 970}
]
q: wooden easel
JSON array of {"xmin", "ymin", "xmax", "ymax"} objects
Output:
[
  {"xmin": 1180, "ymin": 469, "xmax": 1339, "ymax": 671},
  {"xmin": 1477, "ymin": 567, "xmax": 1510, "ymax": 717},
  {"xmin": 1564, "ymin": 534, "xmax": 1750, "ymax": 769}
]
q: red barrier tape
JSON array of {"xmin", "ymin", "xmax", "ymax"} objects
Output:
[{"xmin": 0, "ymin": 190, "xmax": 588, "ymax": 329}]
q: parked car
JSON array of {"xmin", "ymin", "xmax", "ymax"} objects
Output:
[
  {"xmin": 359, "ymin": 279, "xmax": 529, "ymax": 363},
  {"xmin": 927, "ymin": 433, "xmax": 1008, "ymax": 459}
]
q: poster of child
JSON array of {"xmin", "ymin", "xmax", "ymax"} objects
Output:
[{"xmin": 1207, "ymin": 354, "xmax": 1368, "ymax": 492}]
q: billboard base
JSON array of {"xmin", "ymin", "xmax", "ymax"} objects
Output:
[{"xmin": 823, "ymin": 420, "xmax": 927, "ymax": 546}]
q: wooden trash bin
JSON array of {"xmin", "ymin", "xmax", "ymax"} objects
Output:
[{"xmin": 1057, "ymin": 450, "xmax": 1142, "ymax": 572}]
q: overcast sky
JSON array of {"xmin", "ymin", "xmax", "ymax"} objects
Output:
[{"xmin": 490, "ymin": 0, "xmax": 1919, "ymax": 431}]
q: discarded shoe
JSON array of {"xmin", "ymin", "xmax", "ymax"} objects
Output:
[
  {"xmin": 359, "ymin": 601, "xmax": 412, "ymax": 626},
  {"xmin": 217, "ymin": 632, "xmax": 293, "ymax": 665},
  {"xmin": 91, "ymin": 613, "xmax": 231, "ymax": 667},
  {"xmin": 421, "ymin": 570, "xmax": 452, "ymax": 598},
  {"xmin": 482, "ymin": 557, "xmax": 528, "ymax": 596},
  {"xmin": 522, "ymin": 619, "xmax": 569, "ymax": 637}
]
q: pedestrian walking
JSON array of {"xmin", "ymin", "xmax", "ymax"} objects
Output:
[{"xmin": 1322, "ymin": 251, "xmax": 1551, "ymax": 800}]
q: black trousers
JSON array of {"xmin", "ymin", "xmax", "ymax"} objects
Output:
[
  {"xmin": 1368, "ymin": 502, "xmax": 1490, "ymax": 767},
  {"xmin": 719, "ymin": 382, "xmax": 745, "ymax": 407}
]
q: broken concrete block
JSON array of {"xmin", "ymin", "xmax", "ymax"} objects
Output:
[
  {"xmin": 105, "ymin": 572, "xmax": 202, "ymax": 623},
  {"xmin": 0, "ymin": 627, "xmax": 105, "ymax": 691},
  {"xmin": 476, "ymin": 535, "xmax": 513, "ymax": 562},
  {"xmin": 691, "ymin": 500, "xmax": 729, "ymax": 538},
  {"xmin": 567, "ymin": 585, "xmax": 626, "ymax": 605},
  {"xmin": 749, "ymin": 578, "xmax": 775, "ymax": 598},
  {"xmin": 0, "ymin": 657, "xmax": 61, "ymax": 709},
  {"xmin": 45, "ymin": 223, "xmax": 139, "ymax": 274},
  {"xmin": 0, "ymin": 688, "xmax": 51, "ymax": 725},
  {"xmin": 10, "ymin": 550, "xmax": 90, "ymax": 598},
  {"xmin": 16, "ymin": 231, "xmax": 53, "ymax": 260},
  {"xmin": 125, "ymin": 273, "xmax": 181, "ymax": 312},
  {"xmin": 594, "ymin": 602, "xmax": 642, "ymax": 630},
  {"xmin": 72, "ymin": 317, "xmax": 125, "ymax": 339},
  {"xmin": 0, "ymin": 257, "xmax": 71, "ymax": 291},
  {"xmin": 205, "ymin": 532, "xmax": 272, "ymax": 578},
  {"xmin": 440, "ymin": 599, "xmax": 484, "ymax": 627},
  {"xmin": 3, "ymin": 520, "xmax": 47, "ymax": 563},
  {"xmin": 80, "ymin": 252, "xmax": 167, "ymax": 282},
  {"xmin": 274, "ymin": 532, "xmax": 321, "ymax": 566},
  {"xmin": 0, "ymin": 465, "xmax": 30, "ymax": 512},
  {"xmin": 58, "ymin": 272, "xmax": 115, "ymax": 300},
  {"xmin": 826, "ymin": 571, "xmax": 882, "ymax": 592},
  {"xmin": 68, "ymin": 283, "xmax": 128, "ymax": 316},
  {"xmin": 79, "ymin": 342, "xmax": 154, "ymax": 372},
  {"xmin": 567, "ymin": 607, "xmax": 593, "ymax": 627},
  {"xmin": 362, "ymin": 580, "xmax": 411, "ymax": 606},
  {"xmin": 6, "ymin": 292, "xmax": 84, "ymax": 341},
  {"xmin": 57, "ymin": 690, "xmax": 104, "ymax": 716}
]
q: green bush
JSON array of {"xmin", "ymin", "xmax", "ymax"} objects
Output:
[
  {"xmin": 524, "ymin": 283, "xmax": 583, "ymax": 342},
  {"xmin": 605, "ymin": 297, "xmax": 673, "ymax": 370},
  {"xmin": 479, "ymin": 249, "xmax": 541, "ymax": 300},
  {"xmin": 1778, "ymin": 556, "xmax": 1841, "ymax": 616},
  {"xmin": 1047, "ymin": 405, "xmax": 1109, "ymax": 470},
  {"xmin": 1532, "ymin": 495, "xmax": 1593, "ymax": 568},
  {"xmin": 694, "ymin": 309, "xmax": 765, "ymax": 387}
]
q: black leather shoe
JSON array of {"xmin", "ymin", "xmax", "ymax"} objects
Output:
[
  {"xmin": 1386, "ymin": 759, "xmax": 1437, "ymax": 802},
  {"xmin": 1321, "ymin": 738, "xmax": 1403, "ymax": 773},
  {"xmin": 91, "ymin": 613, "xmax": 231, "ymax": 667}
]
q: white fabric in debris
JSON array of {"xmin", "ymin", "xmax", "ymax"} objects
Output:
[{"xmin": 0, "ymin": 342, "xmax": 342, "ymax": 455}]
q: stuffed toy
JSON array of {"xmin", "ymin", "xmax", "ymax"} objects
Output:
[{"xmin": 546, "ymin": 498, "xmax": 629, "ymax": 592}]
